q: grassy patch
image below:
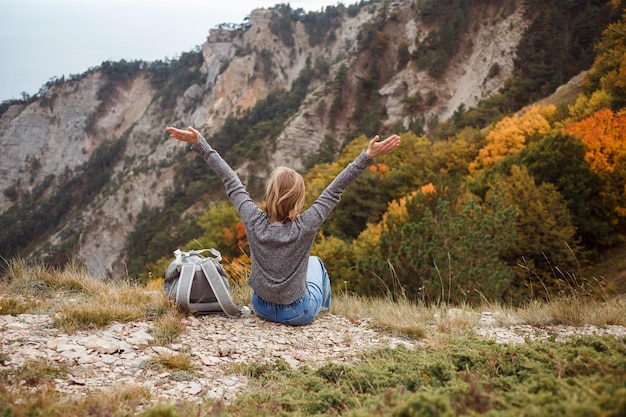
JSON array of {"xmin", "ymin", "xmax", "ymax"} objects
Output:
[
  {"xmin": 0, "ymin": 296, "xmax": 32, "ymax": 315},
  {"xmin": 142, "ymin": 352, "xmax": 196, "ymax": 373},
  {"xmin": 0, "ymin": 385, "xmax": 153, "ymax": 417},
  {"xmin": 520, "ymin": 296, "xmax": 626, "ymax": 327},
  {"xmin": 229, "ymin": 335, "xmax": 626, "ymax": 416},
  {"xmin": 1, "ymin": 258, "xmax": 174, "ymax": 333},
  {"xmin": 150, "ymin": 310, "xmax": 187, "ymax": 346},
  {"xmin": 331, "ymin": 293, "xmax": 431, "ymax": 341},
  {"xmin": 0, "ymin": 359, "xmax": 67, "ymax": 387}
]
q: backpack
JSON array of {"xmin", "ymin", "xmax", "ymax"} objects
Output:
[{"xmin": 164, "ymin": 248, "xmax": 251, "ymax": 317}]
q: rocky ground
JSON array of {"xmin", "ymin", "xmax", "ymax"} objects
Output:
[{"xmin": 1, "ymin": 311, "xmax": 625, "ymax": 406}]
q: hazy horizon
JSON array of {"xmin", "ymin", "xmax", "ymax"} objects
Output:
[{"xmin": 0, "ymin": 0, "xmax": 339, "ymax": 101}]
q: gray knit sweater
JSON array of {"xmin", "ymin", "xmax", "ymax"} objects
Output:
[{"xmin": 192, "ymin": 137, "xmax": 373, "ymax": 304}]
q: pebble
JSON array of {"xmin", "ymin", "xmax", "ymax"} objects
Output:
[
  {"xmin": 0, "ymin": 312, "xmax": 411, "ymax": 405},
  {"xmin": 1, "ymin": 310, "xmax": 624, "ymax": 407}
]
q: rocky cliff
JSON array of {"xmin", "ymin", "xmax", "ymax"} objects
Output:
[{"xmin": 0, "ymin": 0, "xmax": 530, "ymax": 277}]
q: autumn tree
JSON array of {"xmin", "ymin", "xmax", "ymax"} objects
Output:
[
  {"xmin": 349, "ymin": 189, "xmax": 421, "ymax": 297},
  {"xmin": 562, "ymin": 109, "xmax": 626, "ymax": 237},
  {"xmin": 471, "ymin": 131, "xmax": 613, "ymax": 250},
  {"xmin": 311, "ymin": 233, "xmax": 359, "ymax": 292},
  {"xmin": 567, "ymin": 89, "xmax": 614, "ymax": 122},
  {"xmin": 469, "ymin": 105, "xmax": 556, "ymax": 173},
  {"xmin": 517, "ymin": 133, "xmax": 610, "ymax": 249},
  {"xmin": 305, "ymin": 132, "xmax": 436, "ymax": 240}
]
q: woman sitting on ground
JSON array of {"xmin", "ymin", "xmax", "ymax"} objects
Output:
[{"xmin": 166, "ymin": 126, "xmax": 400, "ymax": 325}]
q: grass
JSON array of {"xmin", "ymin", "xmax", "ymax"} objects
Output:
[
  {"xmin": 584, "ymin": 243, "xmax": 626, "ymax": 294},
  {"xmin": 0, "ymin": 359, "xmax": 68, "ymax": 387},
  {"xmin": 0, "ymin": 257, "xmax": 180, "ymax": 334},
  {"xmin": 1, "ymin": 257, "xmax": 625, "ymax": 416},
  {"xmin": 226, "ymin": 336, "xmax": 626, "ymax": 417},
  {"xmin": 141, "ymin": 351, "xmax": 196, "ymax": 374}
]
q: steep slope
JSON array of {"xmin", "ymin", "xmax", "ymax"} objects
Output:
[{"xmin": 0, "ymin": 0, "xmax": 548, "ymax": 277}]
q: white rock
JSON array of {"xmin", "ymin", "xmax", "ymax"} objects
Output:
[
  {"xmin": 185, "ymin": 382, "xmax": 203, "ymax": 395},
  {"xmin": 81, "ymin": 336, "xmax": 120, "ymax": 354},
  {"xmin": 127, "ymin": 330, "xmax": 154, "ymax": 347},
  {"xmin": 99, "ymin": 354, "xmax": 118, "ymax": 364}
]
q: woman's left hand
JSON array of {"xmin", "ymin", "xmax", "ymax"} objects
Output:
[{"xmin": 166, "ymin": 126, "xmax": 201, "ymax": 144}]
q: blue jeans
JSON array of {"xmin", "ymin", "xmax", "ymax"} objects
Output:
[{"xmin": 252, "ymin": 256, "xmax": 331, "ymax": 326}]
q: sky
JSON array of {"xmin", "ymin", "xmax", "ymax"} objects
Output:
[{"xmin": 0, "ymin": 0, "xmax": 339, "ymax": 101}]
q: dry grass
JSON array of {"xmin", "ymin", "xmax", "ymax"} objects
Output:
[
  {"xmin": 518, "ymin": 296, "xmax": 626, "ymax": 327},
  {"xmin": 585, "ymin": 244, "xmax": 626, "ymax": 294},
  {"xmin": 2, "ymin": 256, "xmax": 623, "ymax": 336},
  {"xmin": 142, "ymin": 351, "xmax": 196, "ymax": 373},
  {"xmin": 330, "ymin": 292, "xmax": 486, "ymax": 341},
  {"xmin": 1, "ymin": 256, "xmax": 625, "ymax": 416},
  {"xmin": 151, "ymin": 310, "xmax": 188, "ymax": 346},
  {"xmin": 1, "ymin": 257, "xmax": 175, "ymax": 333},
  {"xmin": 0, "ymin": 384, "xmax": 153, "ymax": 416}
]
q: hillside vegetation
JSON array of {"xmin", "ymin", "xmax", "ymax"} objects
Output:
[
  {"xmin": 0, "ymin": 0, "xmax": 624, "ymax": 285},
  {"xmin": 1, "ymin": 1, "xmax": 626, "ymax": 415},
  {"xmin": 144, "ymin": 3, "xmax": 626, "ymax": 307}
]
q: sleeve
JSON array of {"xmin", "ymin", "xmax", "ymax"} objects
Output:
[
  {"xmin": 299, "ymin": 150, "xmax": 373, "ymax": 230},
  {"xmin": 191, "ymin": 137, "xmax": 262, "ymax": 222}
]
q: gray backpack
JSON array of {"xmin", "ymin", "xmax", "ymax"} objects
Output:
[{"xmin": 164, "ymin": 248, "xmax": 251, "ymax": 317}]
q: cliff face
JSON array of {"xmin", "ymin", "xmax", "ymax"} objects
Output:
[{"xmin": 0, "ymin": 0, "xmax": 529, "ymax": 277}]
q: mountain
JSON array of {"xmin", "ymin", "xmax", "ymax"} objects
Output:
[{"xmin": 0, "ymin": 0, "xmax": 619, "ymax": 279}]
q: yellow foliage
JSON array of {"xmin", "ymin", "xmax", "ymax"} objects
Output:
[
  {"xmin": 351, "ymin": 186, "xmax": 430, "ymax": 269},
  {"xmin": 567, "ymin": 89, "xmax": 613, "ymax": 122},
  {"xmin": 351, "ymin": 223, "xmax": 383, "ymax": 271},
  {"xmin": 420, "ymin": 183, "xmax": 436, "ymax": 194},
  {"xmin": 381, "ymin": 192, "xmax": 414, "ymax": 231},
  {"xmin": 469, "ymin": 105, "xmax": 557, "ymax": 173}
]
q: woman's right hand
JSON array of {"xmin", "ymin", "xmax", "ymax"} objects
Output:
[{"xmin": 165, "ymin": 126, "xmax": 201, "ymax": 144}]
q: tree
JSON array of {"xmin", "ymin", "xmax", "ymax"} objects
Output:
[
  {"xmin": 311, "ymin": 233, "xmax": 358, "ymax": 292},
  {"xmin": 511, "ymin": 133, "xmax": 611, "ymax": 250},
  {"xmin": 469, "ymin": 105, "xmax": 556, "ymax": 173},
  {"xmin": 562, "ymin": 109, "xmax": 626, "ymax": 236},
  {"xmin": 583, "ymin": 9, "xmax": 626, "ymax": 110},
  {"xmin": 493, "ymin": 165, "xmax": 581, "ymax": 301},
  {"xmin": 305, "ymin": 133, "xmax": 435, "ymax": 240},
  {"xmin": 191, "ymin": 201, "xmax": 245, "ymax": 261},
  {"xmin": 359, "ymin": 183, "xmax": 517, "ymax": 305}
]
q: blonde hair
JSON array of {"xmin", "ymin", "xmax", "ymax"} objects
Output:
[{"xmin": 265, "ymin": 166, "xmax": 305, "ymax": 223}]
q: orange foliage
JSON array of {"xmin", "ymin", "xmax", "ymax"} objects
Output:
[
  {"xmin": 420, "ymin": 183, "xmax": 436, "ymax": 194},
  {"xmin": 235, "ymin": 220, "xmax": 249, "ymax": 252},
  {"xmin": 222, "ymin": 227, "xmax": 234, "ymax": 242},
  {"xmin": 235, "ymin": 221, "xmax": 246, "ymax": 240},
  {"xmin": 563, "ymin": 109, "xmax": 626, "ymax": 217},
  {"xmin": 562, "ymin": 109, "xmax": 626, "ymax": 174},
  {"xmin": 469, "ymin": 105, "xmax": 556, "ymax": 173},
  {"xmin": 368, "ymin": 163, "xmax": 390, "ymax": 175}
]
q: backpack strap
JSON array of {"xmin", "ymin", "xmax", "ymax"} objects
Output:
[
  {"xmin": 200, "ymin": 260, "xmax": 251, "ymax": 318},
  {"xmin": 174, "ymin": 263, "xmax": 196, "ymax": 312}
]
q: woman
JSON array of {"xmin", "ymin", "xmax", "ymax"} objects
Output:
[{"xmin": 166, "ymin": 126, "xmax": 400, "ymax": 325}]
